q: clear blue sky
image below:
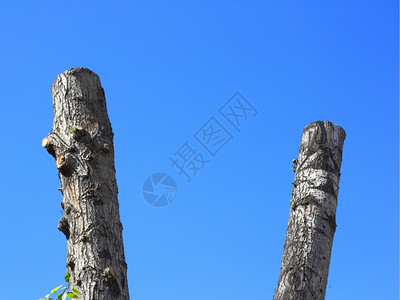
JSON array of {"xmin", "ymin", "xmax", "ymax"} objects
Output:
[{"xmin": 0, "ymin": 1, "xmax": 398, "ymax": 299}]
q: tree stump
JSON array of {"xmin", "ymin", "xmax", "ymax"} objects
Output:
[
  {"xmin": 43, "ymin": 68, "xmax": 130, "ymax": 300},
  {"xmin": 273, "ymin": 121, "xmax": 346, "ymax": 300}
]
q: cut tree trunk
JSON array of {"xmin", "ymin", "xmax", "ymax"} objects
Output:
[
  {"xmin": 43, "ymin": 68, "xmax": 130, "ymax": 300},
  {"xmin": 273, "ymin": 121, "xmax": 346, "ymax": 300}
]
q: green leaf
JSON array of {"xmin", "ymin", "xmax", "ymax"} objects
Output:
[
  {"xmin": 72, "ymin": 287, "xmax": 81, "ymax": 295},
  {"xmin": 51, "ymin": 285, "xmax": 63, "ymax": 294},
  {"xmin": 67, "ymin": 291, "xmax": 80, "ymax": 298},
  {"xmin": 65, "ymin": 270, "xmax": 71, "ymax": 283}
]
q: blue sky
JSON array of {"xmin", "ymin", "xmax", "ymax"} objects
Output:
[{"xmin": 0, "ymin": 1, "xmax": 398, "ymax": 299}]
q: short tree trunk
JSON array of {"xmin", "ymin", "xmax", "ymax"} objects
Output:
[
  {"xmin": 273, "ymin": 121, "xmax": 346, "ymax": 300},
  {"xmin": 43, "ymin": 68, "xmax": 130, "ymax": 300}
]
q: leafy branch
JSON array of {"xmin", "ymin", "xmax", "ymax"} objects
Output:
[{"xmin": 39, "ymin": 270, "xmax": 81, "ymax": 300}]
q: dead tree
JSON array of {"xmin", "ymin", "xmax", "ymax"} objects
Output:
[
  {"xmin": 273, "ymin": 121, "xmax": 346, "ymax": 300},
  {"xmin": 42, "ymin": 68, "xmax": 130, "ymax": 300}
]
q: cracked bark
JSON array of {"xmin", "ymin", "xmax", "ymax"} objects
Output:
[
  {"xmin": 273, "ymin": 121, "xmax": 346, "ymax": 300},
  {"xmin": 43, "ymin": 68, "xmax": 130, "ymax": 300}
]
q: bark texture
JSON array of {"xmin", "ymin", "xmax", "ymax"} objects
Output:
[
  {"xmin": 43, "ymin": 68, "xmax": 129, "ymax": 300},
  {"xmin": 273, "ymin": 121, "xmax": 346, "ymax": 300}
]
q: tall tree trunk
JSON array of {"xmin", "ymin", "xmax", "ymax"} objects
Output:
[
  {"xmin": 42, "ymin": 68, "xmax": 130, "ymax": 300},
  {"xmin": 273, "ymin": 121, "xmax": 346, "ymax": 300}
]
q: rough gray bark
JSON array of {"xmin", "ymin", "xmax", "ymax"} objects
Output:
[
  {"xmin": 273, "ymin": 121, "xmax": 346, "ymax": 300},
  {"xmin": 42, "ymin": 68, "xmax": 130, "ymax": 300}
]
